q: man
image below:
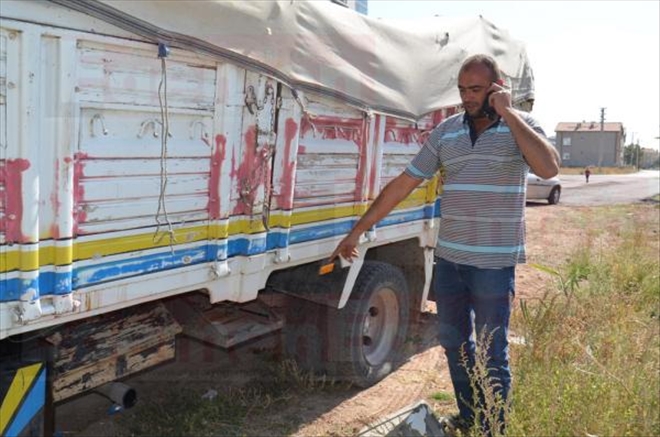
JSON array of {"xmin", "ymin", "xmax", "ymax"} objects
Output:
[{"xmin": 331, "ymin": 54, "xmax": 560, "ymax": 434}]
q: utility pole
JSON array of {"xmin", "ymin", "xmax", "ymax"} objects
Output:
[
  {"xmin": 631, "ymin": 132, "xmax": 640, "ymax": 170},
  {"xmin": 598, "ymin": 107, "xmax": 605, "ymax": 167}
]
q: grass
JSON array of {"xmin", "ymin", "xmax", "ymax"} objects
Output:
[
  {"xmin": 463, "ymin": 204, "xmax": 660, "ymax": 437},
  {"xmin": 430, "ymin": 391, "xmax": 455, "ymax": 402},
  {"xmin": 118, "ymin": 359, "xmax": 351, "ymax": 436}
]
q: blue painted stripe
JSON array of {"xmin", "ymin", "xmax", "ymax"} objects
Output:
[
  {"xmin": 439, "ymin": 240, "xmax": 525, "ymax": 254},
  {"xmin": 441, "ymin": 128, "xmax": 468, "ymax": 140},
  {"xmin": 289, "ymin": 220, "xmax": 356, "ymax": 244},
  {"xmin": 443, "ymin": 184, "xmax": 525, "ymax": 194},
  {"xmin": 378, "ymin": 208, "xmax": 427, "ymax": 227},
  {"xmin": 0, "ymin": 276, "xmax": 41, "ymax": 302},
  {"xmin": 75, "ymin": 246, "xmax": 211, "ymax": 287},
  {"xmin": 266, "ymin": 230, "xmax": 289, "ymax": 250},
  {"xmin": 5, "ymin": 366, "xmax": 46, "ymax": 437}
]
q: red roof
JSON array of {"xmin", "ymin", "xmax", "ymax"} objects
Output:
[{"xmin": 555, "ymin": 122, "xmax": 624, "ymax": 132}]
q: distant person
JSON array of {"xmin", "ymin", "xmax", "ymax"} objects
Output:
[
  {"xmin": 585, "ymin": 166, "xmax": 591, "ymax": 183},
  {"xmin": 331, "ymin": 54, "xmax": 560, "ymax": 435}
]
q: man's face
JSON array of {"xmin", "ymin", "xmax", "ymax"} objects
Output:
[{"xmin": 458, "ymin": 64, "xmax": 493, "ymax": 119}]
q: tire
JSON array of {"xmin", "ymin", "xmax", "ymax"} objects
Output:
[
  {"xmin": 283, "ymin": 261, "xmax": 410, "ymax": 388},
  {"xmin": 548, "ymin": 186, "xmax": 561, "ymax": 204},
  {"xmin": 327, "ymin": 261, "xmax": 410, "ymax": 387}
]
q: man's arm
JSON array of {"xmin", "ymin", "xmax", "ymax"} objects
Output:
[
  {"xmin": 488, "ymin": 84, "xmax": 560, "ymax": 179},
  {"xmin": 501, "ymin": 108, "xmax": 560, "ymax": 179},
  {"xmin": 330, "ymin": 172, "xmax": 423, "ymax": 262}
]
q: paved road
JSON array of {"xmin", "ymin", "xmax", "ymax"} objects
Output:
[{"xmin": 538, "ymin": 170, "xmax": 659, "ymax": 206}]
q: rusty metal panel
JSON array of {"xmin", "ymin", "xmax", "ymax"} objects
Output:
[{"xmin": 46, "ymin": 302, "xmax": 181, "ymax": 401}]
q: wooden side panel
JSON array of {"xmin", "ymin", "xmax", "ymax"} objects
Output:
[
  {"xmin": 379, "ymin": 112, "xmax": 442, "ymax": 189},
  {"xmin": 46, "ymin": 302, "xmax": 181, "ymax": 401},
  {"xmin": 294, "ymin": 101, "xmax": 366, "ymax": 209},
  {"xmin": 76, "ymin": 39, "xmax": 216, "ymax": 110},
  {"xmin": 75, "ymin": 107, "xmax": 213, "ymax": 235},
  {"xmin": 380, "ymin": 117, "xmax": 426, "ymax": 189}
]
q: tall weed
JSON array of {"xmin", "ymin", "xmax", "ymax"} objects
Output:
[{"xmin": 506, "ymin": 227, "xmax": 659, "ymax": 437}]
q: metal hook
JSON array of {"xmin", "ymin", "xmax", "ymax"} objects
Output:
[
  {"xmin": 90, "ymin": 114, "xmax": 109, "ymax": 137},
  {"xmin": 138, "ymin": 119, "xmax": 158, "ymax": 138},
  {"xmin": 189, "ymin": 119, "xmax": 209, "ymax": 141},
  {"xmin": 138, "ymin": 119, "xmax": 172, "ymax": 138}
]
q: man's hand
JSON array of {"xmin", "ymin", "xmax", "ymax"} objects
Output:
[
  {"xmin": 330, "ymin": 232, "xmax": 360, "ymax": 264},
  {"xmin": 487, "ymin": 81, "xmax": 512, "ymax": 117}
]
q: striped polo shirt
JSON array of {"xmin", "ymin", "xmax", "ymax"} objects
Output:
[{"xmin": 405, "ymin": 110, "xmax": 547, "ymax": 268}]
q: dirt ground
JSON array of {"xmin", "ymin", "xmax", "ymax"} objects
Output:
[{"xmin": 56, "ymin": 202, "xmax": 658, "ymax": 436}]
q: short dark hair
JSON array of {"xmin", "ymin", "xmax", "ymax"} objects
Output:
[{"xmin": 459, "ymin": 54, "xmax": 502, "ymax": 83}]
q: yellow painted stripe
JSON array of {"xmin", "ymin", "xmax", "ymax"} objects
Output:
[
  {"xmin": 19, "ymin": 250, "xmax": 39, "ymax": 271},
  {"xmin": 1, "ymin": 194, "xmax": 436, "ymax": 273},
  {"xmin": 0, "ymin": 249, "xmax": 39, "ymax": 272},
  {"xmin": 288, "ymin": 204, "xmax": 356, "ymax": 226},
  {"xmin": 2, "ymin": 244, "xmax": 75, "ymax": 271},
  {"xmin": 0, "ymin": 251, "xmax": 18, "ymax": 273},
  {"xmin": 228, "ymin": 217, "xmax": 266, "ymax": 234},
  {"xmin": 0, "ymin": 363, "xmax": 42, "ymax": 435},
  {"xmin": 74, "ymin": 225, "xmax": 210, "ymax": 260},
  {"xmin": 267, "ymin": 212, "xmax": 291, "ymax": 229}
]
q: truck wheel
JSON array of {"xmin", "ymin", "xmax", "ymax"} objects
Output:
[
  {"xmin": 548, "ymin": 186, "xmax": 561, "ymax": 204},
  {"xmin": 328, "ymin": 261, "xmax": 410, "ymax": 387},
  {"xmin": 284, "ymin": 261, "xmax": 411, "ymax": 388}
]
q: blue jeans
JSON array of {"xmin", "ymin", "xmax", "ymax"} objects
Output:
[{"xmin": 434, "ymin": 257, "xmax": 515, "ymax": 431}]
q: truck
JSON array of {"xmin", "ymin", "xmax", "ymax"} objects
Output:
[{"xmin": 0, "ymin": 1, "xmax": 535, "ymax": 434}]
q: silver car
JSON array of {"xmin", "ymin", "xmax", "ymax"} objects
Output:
[{"xmin": 526, "ymin": 172, "xmax": 561, "ymax": 204}]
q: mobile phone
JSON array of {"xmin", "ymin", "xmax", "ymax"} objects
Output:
[
  {"xmin": 481, "ymin": 79, "xmax": 504, "ymax": 120},
  {"xmin": 481, "ymin": 91, "xmax": 497, "ymax": 120}
]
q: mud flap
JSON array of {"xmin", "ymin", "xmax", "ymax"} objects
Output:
[
  {"xmin": 357, "ymin": 400, "xmax": 446, "ymax": 437},
  {"xmin": 267, "ymin": 258, "xmax": 352, "ymax": 307}
]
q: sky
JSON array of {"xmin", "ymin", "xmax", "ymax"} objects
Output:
[{"xmin": 368, "ymin": 1, "xmax": 660, "ymax": 150}]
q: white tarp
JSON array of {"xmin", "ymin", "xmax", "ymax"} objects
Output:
[{"xmin": 46, "ymin": 0, "xmax": 535, "ymax": 120}]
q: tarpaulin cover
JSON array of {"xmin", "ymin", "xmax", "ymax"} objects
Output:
[{"xmin": 44, "ymin": 0, "xmax": 535, "ymax": 119}]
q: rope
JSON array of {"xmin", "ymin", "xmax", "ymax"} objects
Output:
[{"xmin": 153, "ymin": 50, "xmax": 177, "ymax": 251}]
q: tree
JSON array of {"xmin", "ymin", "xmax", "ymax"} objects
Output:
[{"xmin": 623, "ymin": 143, "xmax": 643, "ymax": 168}]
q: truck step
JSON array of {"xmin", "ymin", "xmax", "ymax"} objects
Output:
[{"xmin": 163, "ymin": 294, "xmax": 284, "ymax": 349}]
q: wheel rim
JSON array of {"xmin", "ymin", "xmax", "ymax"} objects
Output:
[{"xmin": 361, "ymin": 286, "xmax": 400, "ymax": 366}]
